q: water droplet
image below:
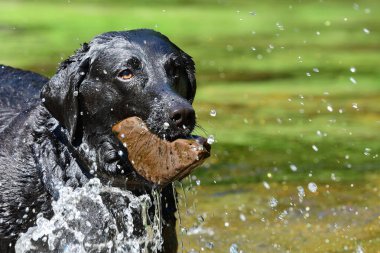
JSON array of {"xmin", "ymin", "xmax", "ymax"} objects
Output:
[
  {"xmin": 313, "ymin": 68, "xmax": 319, "ymax": 73},
  {"xmin": 196, "ymin": 180, "xmax": 201, "ymax": 186},
  {"xmin": 268, "ymin": 197, "xmax": 278, "ymax": 208},
  {"xmin": 163, "ymin": 122, "xmax": 170, "ymax": 130},
  {"xmin": 290, "ymin": 164, "xmax": 297, "ymax": 172},
  {"xmin": 239, "ymin": 213, "xmax": 246, "ymax": 221},
  {"xmin": 297, "ymin": 186, "xmax": 305, "ymax": 203},
  {"xmin": 363, "ymin": 28, "xmax": 370, "ymax": 34},
  {"xmin": 312, "ymin": 145, "xmax": 319, "ymax": 152},
  {"xmin": 207, "ymin": 135, "xmax": 215, "ymax": 144},
  {"xmin": 205, "ymin": 242, "xmax": 214, "ymax": 249},
  {"xmin": 356, "ymin": 245, "xmax": 364, "ymax": 253},
  {"xmin": 230, "ymin": 243, "xmax": 239, "ymax": 253},
  {"xmin": 263, "ymin": 181, "xmax": 270, "ymax": 189},
  {"xmin": 327, "ymin": 105, "xmax": 333, "ymax": 112},
  {"xmin": 350, "ymin": 77, "xmax": 357, "ymax": 84},
  {"xmin": 79, "ymin": 72, "xmax": 85, "ymax": 76},
  {"xmin": 197, "ymin": 215, "xmax": 204, "ymax": 223},
  {"xmin": 103, "ymin": 70, "xmax": 108, "ymax": 74},
  {"xmin": 251, "ymin": 47, "xmax": 256, "ymax": 51},
  {"xmin": 308, "ymin": 182, "xmax": 318, "ymax": 193},
  {"xmin": 275, "ymin": 22, "xmax": 284, "ymax": 31},
  {"xmin": 118, "ymin": 150, "xmax": 123, "ymax": 157},
  {"xmin": 80, "ymin": 143, "xmax": 89, "ymax": 153},
  {"xmin": 350, "ymin": 67, "xmax": 356, "ymax": 73},
  {"xmin": 209, "ymin": 109, "xmax": 217, "ymax": 117}
]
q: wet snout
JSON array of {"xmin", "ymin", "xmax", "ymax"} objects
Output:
[
  {"xmin": 169, "ymin": 104, "xmax": 195, "ymax": 129},
  {"xmin": 145, "ymin": 89, "xmax": 196, "ymax": 140}
]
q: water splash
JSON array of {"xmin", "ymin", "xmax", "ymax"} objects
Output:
[
  {"xmin": 297, "ymin": 186, "xmax": 305, "ymax": 203},
  {"xmin": 308, "ymin": 182, "xmax": 318, "ymax": 193},
  {"xmin": 15, "ymin": 179, "xmax": 163, "ymax": 253},
  {"xmin": 268, "ymin": 197, "xmax": 278, "ymax": 208},
  {"xmin": 207, "ymin": 135, "xmax": 215, "ymax": 144}
]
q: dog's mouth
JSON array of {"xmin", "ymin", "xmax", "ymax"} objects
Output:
[
  {"xmin": 144, "ymin": 118, "xmax": 194, "ymax": 142},
  {"xmin": 112, "ymin": 117, "xmax": 211, "ymax": 186}
]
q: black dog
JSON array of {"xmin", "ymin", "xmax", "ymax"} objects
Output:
[{"xmin": 0, "ymin": 29, "xmax": 198, "ymax": 253}]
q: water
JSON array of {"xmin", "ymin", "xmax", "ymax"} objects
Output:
[
  {"xmin": 177, "ymin": 180, "xmax": 380, "ymax": 252},
  {"xmin": 15, "ymin": 179, "xmax": 163, "ymax": 253},
  {"xmin": 206, "ymin": 135, "xmax": 215, "ymax": 145},
  {"xmin": 307, "ymin": 182, "xmax": 318, "ymax": 193}
]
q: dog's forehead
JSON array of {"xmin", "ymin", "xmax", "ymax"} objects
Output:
[{"xmin": 92, "ymin": 34, "xmax": 180, "ymax": 60}]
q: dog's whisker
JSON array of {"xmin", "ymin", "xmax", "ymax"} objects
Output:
[{"xmin": 194, "ymin": 124, "xmax": 208, "ymax": 136}]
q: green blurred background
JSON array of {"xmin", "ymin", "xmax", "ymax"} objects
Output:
[{"xmin": 1, "ymin": 0, "xmax": 379, "ymax": 252}]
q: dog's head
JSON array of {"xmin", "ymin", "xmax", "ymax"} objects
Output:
[
  {"xmin": 42, "ymin": 29, "xmax": 196, "ymax": 142},
  {"xmin": 41, "ymin": 29, "xmax": 199, "ymax": 185}
]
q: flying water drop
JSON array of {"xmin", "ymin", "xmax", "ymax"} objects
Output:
[
  {"xmin": 308, "ymin": 182, "xmax": 318, "ymax": 193},
  {"xmin": 209, "ymin": 109, "xmax": 217, "ymax": 117},
  {"xmin": 207, "ymin": 135, "xmax": 215, "ymax": 144}
]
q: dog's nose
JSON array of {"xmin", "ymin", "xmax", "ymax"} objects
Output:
[{"xmin": 169, "ymin": 106, "xmax": 195, "ymax": 128}]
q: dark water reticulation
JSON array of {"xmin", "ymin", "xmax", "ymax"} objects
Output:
[{"xmin": 15, "ymin": 179, "xmax": 163, "ymax": 253}]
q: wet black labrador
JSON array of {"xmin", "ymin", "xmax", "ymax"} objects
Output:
[{"xmin": 0, "ymin": 29, "xmax": 198, "ymax": 253}]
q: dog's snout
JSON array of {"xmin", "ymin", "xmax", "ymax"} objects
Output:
[{"xmin": 169, "ymin": 106, "xmax": 195, "ymax": 128}]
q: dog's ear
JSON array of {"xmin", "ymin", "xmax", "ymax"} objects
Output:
[
  {"xmin": 182, "ymin": 53, "xmax": 196, "ymax": 103},
  {"xmin": 41, "ymin": 43, "xmax": 90, "ymax": 142}
]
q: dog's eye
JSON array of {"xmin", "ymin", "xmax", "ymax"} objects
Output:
[{"xmin": 118, "ymin": 69, "xmax": 133, "ymax": 80}]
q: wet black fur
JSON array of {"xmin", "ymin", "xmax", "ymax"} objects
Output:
[{"xmin": 0, "ymin": 29, "xmax": 197, "ymax": 253}]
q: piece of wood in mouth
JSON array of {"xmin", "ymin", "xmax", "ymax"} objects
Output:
[{"xmin": 112, "ymin": 117, "xmax": 211, "ymax": 186}]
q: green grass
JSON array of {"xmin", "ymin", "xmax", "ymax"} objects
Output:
[{"xmin": 1, "ymin": 0, "xmax": 380, "ymax": 252}]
